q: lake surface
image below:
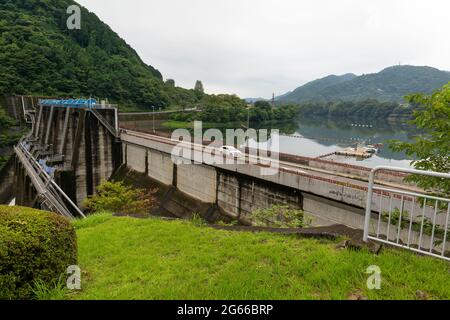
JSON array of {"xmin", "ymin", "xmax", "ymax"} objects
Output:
[{"xmin": 255, "ymin": 115, "xmax": 418, "ymax": 169}]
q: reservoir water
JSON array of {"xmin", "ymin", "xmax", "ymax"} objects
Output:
[{"xmin": 272, "ymin": 115, "xmax": 417, "ymax": 168}]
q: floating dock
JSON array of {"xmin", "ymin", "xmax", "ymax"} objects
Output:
[{"xmin": 335, "ymin": 147, "xmax": 374, "ymax": 158}]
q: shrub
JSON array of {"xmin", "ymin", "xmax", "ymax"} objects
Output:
[
  {"xmin": 83, "ymin": 181, "xmax": 155, "ymax": 215},
  {"xmin": 190, "ymin": 213, "xmax": 206, "ymax": 227},
  {"xmin": 0, "ymin": 206, "xmax": 77, "ymax": 300},
  {"xmin": 251, "ymin": 205, "xmax": 307, "ymax": 228}
]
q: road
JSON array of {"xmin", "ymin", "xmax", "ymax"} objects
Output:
[{"xmin": 119, "ymin": 128, "xmax": 421, "ymax": 194}]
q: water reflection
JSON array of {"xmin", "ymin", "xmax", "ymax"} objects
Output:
[{"xmin": 265, "ymin": 115, "xmax": 418, "ymax": 168}]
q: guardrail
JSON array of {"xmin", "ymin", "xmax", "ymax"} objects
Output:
[{"xmin": 363, "ymin": 165, "xmax": 450, "ymax": 261}]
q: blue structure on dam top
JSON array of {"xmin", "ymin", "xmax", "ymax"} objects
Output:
[{"xmin": 39, "ymin": 98, "xmax": 97, "ymax": 108}]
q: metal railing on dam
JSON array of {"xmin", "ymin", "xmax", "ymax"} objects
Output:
[
  {"xmin": 14, "ymin": 140, "xmax": 85, "ymax": 219},
  {"xmin": 364, "ymin": 166, "xmax": 450, "ymax": 261}
]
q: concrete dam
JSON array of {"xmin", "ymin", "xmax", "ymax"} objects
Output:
[
  {"xmin": 10, "ymin": 98, "xmax": 121, "ymax": 217},
  {"xmin": 4, "ymin": 96, "xmax": 423, "ymax": 231},
  {"xmin": 119, "ymin": 129, "xmax": 421, "ymax": 229}
]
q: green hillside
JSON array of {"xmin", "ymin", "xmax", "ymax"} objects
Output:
[
  {"xmin": 0, "ymin": 0, "xmax": 202, "ymax": 109},
  {"xmin": 278, "ymin": 66, "xmax": 450, "ymax": 104},
  {"xmin": 278, "ymin": 73, "xmax": 356, "ymax": 103}
]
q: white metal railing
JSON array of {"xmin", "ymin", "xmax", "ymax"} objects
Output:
[{"xmin": 363, "ymin": 165, "xmax": 450, "ymax": 261}]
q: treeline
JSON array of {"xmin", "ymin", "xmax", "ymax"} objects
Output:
[
  {"xmin": 293, "ymin": 99, "xmax": 413, "ymax": 119},
  {"xmin": 170, "ymin": 97, "xmax": 412, "ymax": 125},
  {"xmin": 170, "ymin": 98, "xmax": 299, "ymax": 124}
]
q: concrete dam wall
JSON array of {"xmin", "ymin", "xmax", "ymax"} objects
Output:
[
  {"xmin": 121, "ymin": 142, "xmax": 364, "ymax": 227},
  {"xmin": 15, "ymin": 105, "xmax": 122, "ymax": 210}
]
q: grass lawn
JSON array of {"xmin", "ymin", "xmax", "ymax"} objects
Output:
[{"xmin": 72, "ymin": 213, "xmax": 450, "ymax": 300}]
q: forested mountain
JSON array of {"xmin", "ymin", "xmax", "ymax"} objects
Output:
[
  {"xmin": 0, "ymin": 0, "xmax": 203, "ymax": 109},
  {"xmin": 277, "ymin": 73, "xmax": 356, "ymax": 104},
  {"xmin": 277, "ymin": 66, "xmax": 450, "ymax": 104}
]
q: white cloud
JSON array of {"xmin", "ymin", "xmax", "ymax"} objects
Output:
[{"xmin": 76, "ymin": 0, "xmax": 450, "ymax": 98}]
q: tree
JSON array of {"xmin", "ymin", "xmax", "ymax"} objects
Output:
[
  {"xmin": 194, "ymin": 80, "xmax": 204, "ymax": 93},
  {"xmin": 390, "ymin": 83, "xmax": 450, "ymax": 197},
  {"xmin": 193, "ymin": 80, "xmax": 205, "ymax": 100},
  {"xmin": 254, "ymin": 100, "xmax": 272, "ymax": 111},
  {"xmin": 165, "ymin": 79, "xmax": 175, "ymax": 87}
]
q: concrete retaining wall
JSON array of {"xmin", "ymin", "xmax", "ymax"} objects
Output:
[
  {"xmin": 217, "ymin": 170, "xmax": 303, "ymax": 222},
  {"xmin": 126, "ymin": 144, "xmax": 147, "ymax": 173},
  {"xmin": 148, "ymin": 149, "xmax": 174, "ymax": 185},
  {"xmin": 177, "ymin": 163, "xmax": 216, "ymax": 203},
  {"xmin": 303, "ymin": 193, "xmax": 365, "ymax": 228}
]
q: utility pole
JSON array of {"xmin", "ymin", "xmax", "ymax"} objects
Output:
[
  {"xmin": 247, "ymin": 106, "xmax": 251, "ymax": 152},
  {"xmin": 152, "ymin": 105, "xmax": 155, "ymax": 133}
]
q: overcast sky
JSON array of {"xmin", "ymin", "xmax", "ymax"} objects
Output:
[{"xmin": 76, "ymin": 0, "xmax": 450, "ymax": 98}]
